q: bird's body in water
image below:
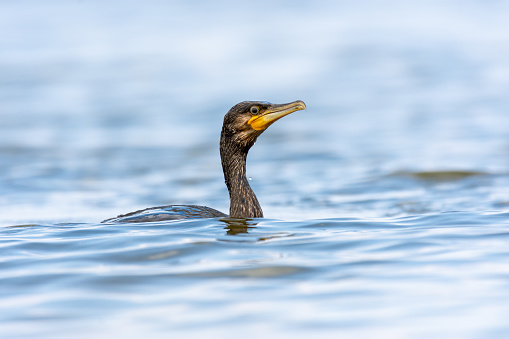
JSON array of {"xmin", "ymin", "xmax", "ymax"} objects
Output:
[{"xmin": 102, "ymin": 100, "xmax": 306, "ymax": 223}]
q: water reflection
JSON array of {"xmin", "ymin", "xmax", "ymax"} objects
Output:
[{"xmin": 220, "ymin": 217, "xmax": 258, "ymax": 235}]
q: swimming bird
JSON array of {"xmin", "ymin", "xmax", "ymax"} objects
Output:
[{"xmin": 102, "ymin": 100, "xmax": 306, "ymax": 223}]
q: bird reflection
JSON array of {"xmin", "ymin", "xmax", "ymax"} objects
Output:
[{"xmin": 219, "ymin": 217, "xmax": 259, "ymax": 235}]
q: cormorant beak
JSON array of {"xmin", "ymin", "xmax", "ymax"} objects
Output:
[{"xmin": 248, "ymin": 100, "xmax": 307, "ymax": 131}]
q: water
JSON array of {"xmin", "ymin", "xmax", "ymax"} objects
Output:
[
  {"xmin": 2, "ymin": 1, "xmax": 509, "ymax": 338},
  {"xmin": 3, "ymin": 213, "xmax": 509, "ymax": 338}
]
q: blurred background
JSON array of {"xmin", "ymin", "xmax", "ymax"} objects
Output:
[
  {"xmin": 3, "ymin": 2, "xmax": 509, "ymax": 339},
  {"xmin": 1, "ymin": 0, "xmax": 509, "ymax": 225}
]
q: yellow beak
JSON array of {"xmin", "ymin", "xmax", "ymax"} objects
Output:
[{"xmin": 248, "ymin": 100, "xmax": 307, "ymax": 131}]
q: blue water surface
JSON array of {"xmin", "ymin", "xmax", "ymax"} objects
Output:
[{"xmin": 1, "ymin": 1, "xmax": 509, "ymax": 338}]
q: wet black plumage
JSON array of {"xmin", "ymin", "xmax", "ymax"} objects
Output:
[{"xmin": 102, "ymin": 100, "xmax": 306, "ymax": 223}]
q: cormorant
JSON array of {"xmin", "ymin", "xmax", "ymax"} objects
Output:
[{"xmin": 102, "ymin": 100, "xmax": 306, "ymax": 223}]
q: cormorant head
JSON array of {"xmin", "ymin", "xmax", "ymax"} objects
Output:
[{"xmin": 221, "ymin": 100, "xmax": 306, "ymax": 149}]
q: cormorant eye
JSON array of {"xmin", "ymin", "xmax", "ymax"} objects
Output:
[{"xmin": 250, "ymin": 106, "xmax": 259, "ymax": 115}]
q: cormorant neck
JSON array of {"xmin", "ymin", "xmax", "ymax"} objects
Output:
[{"xmin": 220, "ymin": 130, "xmax": 263, "ymax": 218}]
